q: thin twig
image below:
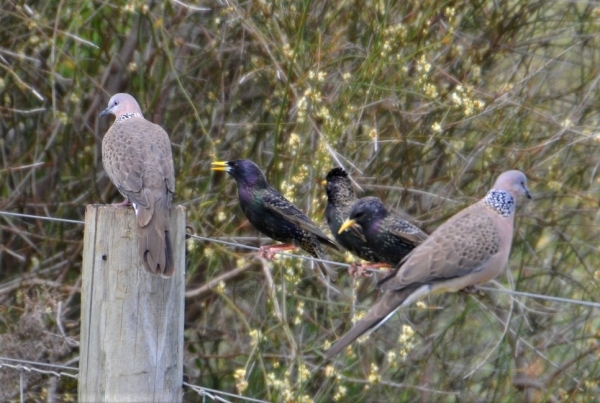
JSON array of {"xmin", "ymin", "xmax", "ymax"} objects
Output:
[{"xmin": 184, "ymin": 262, "xmax": 256, "ymax": 298}]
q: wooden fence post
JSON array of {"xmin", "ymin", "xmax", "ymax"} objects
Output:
[{"xmin": 78, "ymin": 205, "xmax": 185, "ymax": 402}]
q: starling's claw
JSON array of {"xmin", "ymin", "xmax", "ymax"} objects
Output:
[
  {"xmin": 348, "ymin": 262, "xmax": 373, "ymax": 277},
  {"xmin": 356, "ymin": 265, "xmax": 373, "ymax": 277},
  {"xmin": 259, "ymin": 243, "xmax": 297, "ymax": 260},
  {"xmin": 259, "ymin": 245, "xmax": 276, "ymax": 260}
]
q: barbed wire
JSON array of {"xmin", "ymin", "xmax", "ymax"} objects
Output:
[
  {"xmin": 190, "ymin": 233, "xmax": 352, "ymax": 268},
  {"xmin": 183, "ymin": 382, "xmax": 270, "ymax": 403},
  {"xmin": 190, "ymin": 234, "xmax": 600, "ymax": 309},
  {"xmin": 1, "ymin": 210, "xmax": 599, "ymax": 310},
  {"xmin": 1, "ymin": 210, "xmax": 599, "ymax": 401},
  {"xmin": 0, "ymin": 211, "xmax": 84, "ymax": 225},
  {"xmin": 0, "ymin": 356, "xmax": 269, "ymax": 402},
  {"xmin": 0, "ymin": 357, "xmax": 78, "ymax": 379},
  {"xmin": 477, "ymin": 286, "xmax": 600, "ymax": 309}
]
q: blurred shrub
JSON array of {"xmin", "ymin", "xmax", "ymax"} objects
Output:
[{"xmin": 0, "ymin": 0, "xmax": 599, "ymax": 401}]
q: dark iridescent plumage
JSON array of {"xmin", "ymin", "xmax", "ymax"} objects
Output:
[
  {"xmin": 212, "ymin": 159, "xmax": 339, "ymax": 278},
  {"xmin": 340, "ymin": 197, "xmax": 428, "ymax": 266},
  {"xmin": 324, "ymin": 168, "xmax": 380, "ymax": 263}
]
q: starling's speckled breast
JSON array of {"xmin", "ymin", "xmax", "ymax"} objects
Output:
[
  {"xmin": 345, "ymin": 197, "xmax": 428, "ymax": 266},
  {"xmin": 214, "ymin": 160, "xmax": 339, "ymax": 275}
]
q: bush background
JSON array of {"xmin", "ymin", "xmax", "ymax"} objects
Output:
[{"xmin": 1, "ymin": 0, "xmax": 599, "ymax": 401}]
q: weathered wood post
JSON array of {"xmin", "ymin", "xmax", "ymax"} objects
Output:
[{"xmin": 79, "ymin": 205, "xmax": 185, "ymax": 402}]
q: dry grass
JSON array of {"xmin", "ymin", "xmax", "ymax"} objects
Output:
[{"xmin": 1, "ymin": 0, "xmax": 599, "ymax": 401}]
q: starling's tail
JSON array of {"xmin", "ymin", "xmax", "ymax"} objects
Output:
[
  {"xmin": 313, "ymin": 247, "xmax": 338, "ymax": 282},
  {"xmin": 324, "ymin": 287, "xmax": 416, "ymax": 359}
]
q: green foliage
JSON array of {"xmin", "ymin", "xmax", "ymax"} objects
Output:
[{"xmin": 1, "ymin": 0, "xmax": 600, "ymax": 401}]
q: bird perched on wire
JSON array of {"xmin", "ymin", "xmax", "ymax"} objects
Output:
[
  {"xmin": 324, "ymin": 168, "xmax": 424, "ymax": 276},
  {"xmin": 99, "ymin": 93, "xmax": 176, "ymax": 278},
  {"xmin": 325, "ymin": 170, "xmax": 531, "ymax": 359},
  {"xmin": 211, "ymin": 159, "xmax": 340, "ymax": 279},
  {"xmin": 337, "ymin": 196, "xmax": 428, "ymax": 276}
]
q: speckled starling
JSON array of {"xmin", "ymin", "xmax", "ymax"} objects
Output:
[
  {"xmin": 212, "ymin": 159, "xmax": 340, "ymax": 279},
  {"xmin": 338, "ymin": 196, "xmax": 428, "ymax": 274},
  {"xmin": 324, "ymin": 168, "xmax": 381, "ymax": 267}
]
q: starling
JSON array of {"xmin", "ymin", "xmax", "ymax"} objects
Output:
[
  {"xmin": 324, "ymin": 168, "xmax": 381, "ymax": 271},
  {"xmin": 212, "ymin": 159, "xmax": 340, "ymax": 279},
  {"xmin": 338, "ymin": 196, "xmax": 428, "ymax": 275}
]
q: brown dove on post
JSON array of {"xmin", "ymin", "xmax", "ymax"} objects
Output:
[
  {"xmin": 325, "ymin": 170, "xmax": 531, "ymax": 359},
  {"xmin": 99, "ymin": 93, "xmax": 176, "ymax": 278}
]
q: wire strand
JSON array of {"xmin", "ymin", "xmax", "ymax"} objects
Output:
[
  {"xmin": 1, "ymin": 210, "xmax": 598, "ymax": 310},
  {"xmin": 0, "ymin": 356, "xmax": 78, "ymax": 371},
  {"xmin": 0, "ymin": 211, "xmax": 84, "ymax": 225},
  {"xmin": 0, "ymin": 357, "xmax": 78, "ymax": 379},
  {"xmin": 183, "ymin": 382, "xmax": 271, "ymax": 403},
  {"xmin": 477, "ymin": 286, "xmax": 600, "ymax": 309},
  {"xmin": 190, "ymin": 234, "xmax": 351, "ymax": 268},
  {"xmin": 0, "ymin": 357, "xmax": 269, "ymax": 402}
]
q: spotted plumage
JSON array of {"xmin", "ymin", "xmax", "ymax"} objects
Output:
[
  {"xmin": 325, "ymin": 170, "xmax": 531, "ymax": 359},
  {"xmin": 483, "ymin": 189, "xmax": 516, "ymax": 217},
  {"xmin": 324, "ymin": 168, "xmax": 380, "ymax": 263},
  {"xmin": 100, "ymin": 93, "xmax": 175, "ymax": 278},
  {"xmin": 115, "ymin": 112, "xmax": 143, "ymax": 123},
  {"xmin": 212, "ymin": 159, "xmax": 339, "ymax": 279},
  {"xmin": 338, "ymin": 196, "xmax": 428, "ymax": 266}
]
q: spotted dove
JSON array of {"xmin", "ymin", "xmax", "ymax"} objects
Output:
[
  {"xmin": 325, "ymin": 170, "xmax": 531, "ymax": 359},
  {"xmin": 99, "ymin": 93, "xmax": 176, "ymax": 278}
]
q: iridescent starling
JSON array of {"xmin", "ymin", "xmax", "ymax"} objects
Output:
[
  {"xmin": 324, "ymin": 168, "xmax": 380, "ymax": 266},
  {"xmin": 212, "ymin": 159, "xmax": 340, "ymax": 279},
  {"xmin": 338, "ymin": 196, "xmax": 428, "ymax": 273}
]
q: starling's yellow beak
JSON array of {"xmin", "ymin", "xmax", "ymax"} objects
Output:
[
  {"xmin": 211, "ymin": 161, "xmax": 229, "ymax": 172},
  {"xmin": 321, "ymin": 179, "xmax": 327, "ymax": 186},
  {"xmin": 338, "ymin": 219, "xmax": 357, "ymax": 234}
]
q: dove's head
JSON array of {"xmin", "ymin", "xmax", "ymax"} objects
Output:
[
  {"xmin": 493, "ymin": 170, "xmax": 532, "ymax": 200},
  {"xmin": 100, "ymin": 93, "xmax": 143, "ymax": 119}
]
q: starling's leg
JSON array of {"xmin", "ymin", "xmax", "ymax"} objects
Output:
[
  {"xmin": 259, "ymin": 244, "xmax": 297, "ymax": 259},
  {"xmin": 112, "ymin": 198, "xmax": 132, "ymax": 207},
  {"xmin": 349, "ymin": 262, "xmax": 372, "ymax": 277},
  {"xmin": 354, "ymin": 262, "xmax": 392, "ymax": 277}
]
